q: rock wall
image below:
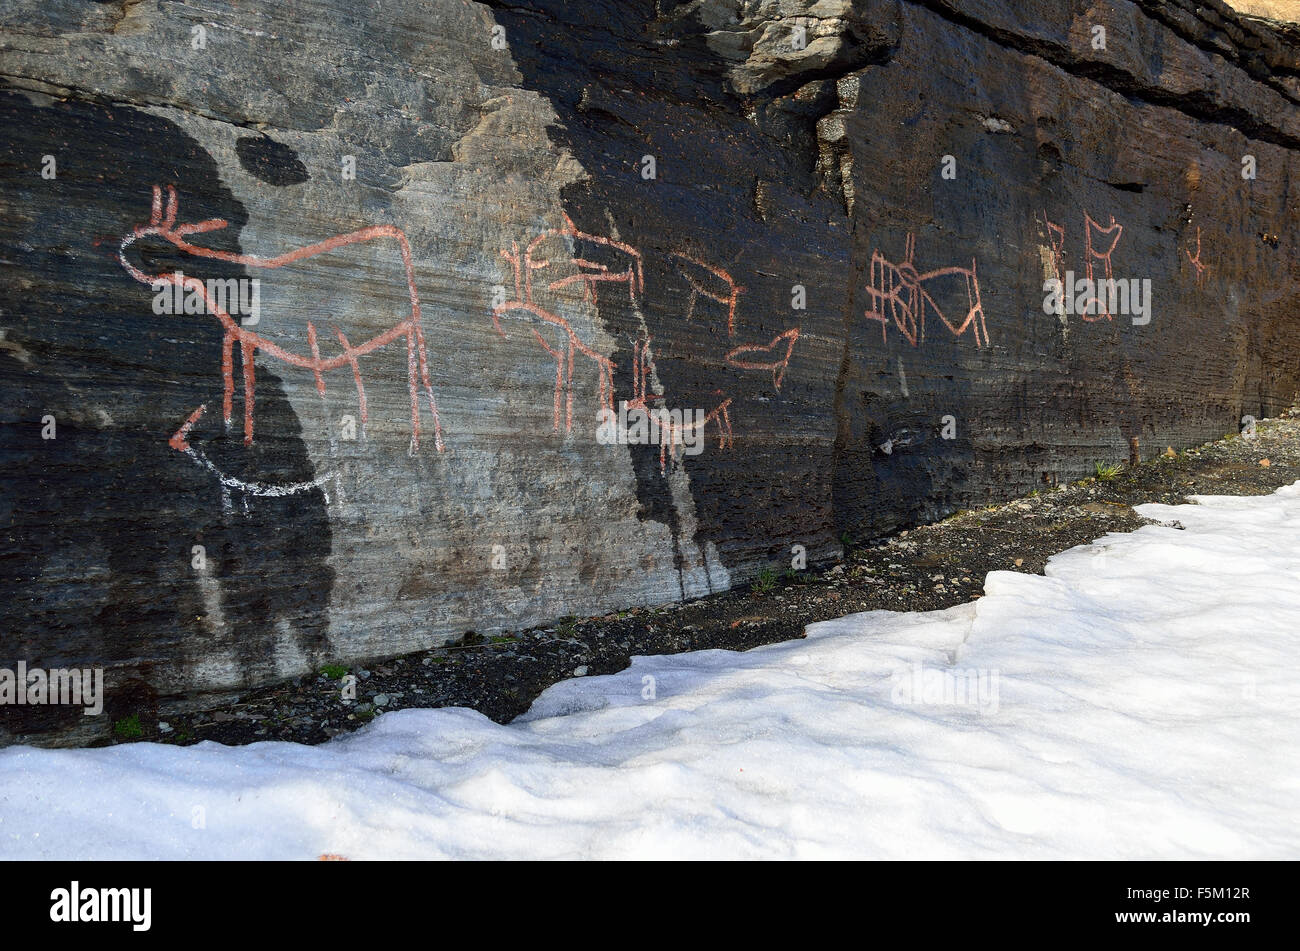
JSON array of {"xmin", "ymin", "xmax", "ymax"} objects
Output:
[{"xmin": 2, "ymin": 0, "xmax": 1297, "ymax": 738}]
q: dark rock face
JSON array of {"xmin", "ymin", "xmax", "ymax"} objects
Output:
[
  {"xmin": 235, "ymin": 135, "xmax": 311, "ymax": 187},
  {"xmin": 1, "ymin": 0, "xmax": 1297, "ymax": 740},
  {"xmin": 0, "ymin": 94, "xmax": 335, "ymax": 731}
]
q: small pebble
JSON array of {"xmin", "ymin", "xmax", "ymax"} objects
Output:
[{"xmin": 573, "ymin": 666, "xmax": 589, "ymax": 677}]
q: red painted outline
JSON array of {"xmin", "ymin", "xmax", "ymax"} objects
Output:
[
  {"xmin": 626, "ymin": 334, "xmax": 733, "ymax": 473},
  {"xmin": 1185, "ymin": 226, "xmax": 1209, "ymax": 287},
  {"xmin": 495, "ymin": 223, "xmax": 799, "ymax": 452},
  {"xmin": 724, "ymin": 328, "xmax": 801, "ymax": 390},
  {"xmin": 671, "ymin": 252, "xmax": 744, "ymax": 336},
  {"xmin": 119, "ymin": 185, "xmax": 444, "ymax": 452},
  {"xmin": 1081, "ymin": 212, "xmax": 1123, "ymax": 322},
  {"xmin": 493, "ymin": 217, "xmax": 631, "ymax": 433},
  {"xmin": 864, "ymin": 234, "xmax": 988, "ymax": 348}
]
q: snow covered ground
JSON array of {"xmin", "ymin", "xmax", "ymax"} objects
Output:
[{"xmin": 3, "ymin": 484, "xmax": 1299, "ymax": 859}]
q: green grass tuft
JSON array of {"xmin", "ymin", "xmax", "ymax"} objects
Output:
[{"xmin": 113, "ymin": 714, "xmax": 143, "ymax": 740}]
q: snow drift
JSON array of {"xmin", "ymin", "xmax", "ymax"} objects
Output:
[{"xmin": 2, "ymin": 484, "xmax": 1298, "ymax": 859}]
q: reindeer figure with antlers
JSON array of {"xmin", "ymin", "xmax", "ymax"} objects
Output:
[
  {"xmin": 492, "ymin": 215, "xmax": 630, "ymax": 434},
  {"xmin": 118, "ymin": 185, "xmax": 444, "ymax": 454}
]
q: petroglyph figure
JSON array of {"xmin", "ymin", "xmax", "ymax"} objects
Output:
[
  {"xmin": 1082, "ymin": 212, "xmax": 1124, "ymax": 321},
  {"xmin": 725, "ymin": 328, "xmax": 801, "ymax": 390},
  {"xmin": 495, "ymin": 223, "xmax": 797, "ymax": 453},
  {"xmin": 864, "ymin": 234, "xmax": 988, "ymax": 347},
  {"xmin": 624, "ymin": 332, "xmax": 733, "ymax": 474},
  {"xmin": 494, "ymin": 215, "xmax": 624, "ymax": 434},
  {"xmin": 1185, "ymin": 226, "xmax": 1209, "ymax": 288},
  {"xmin": 670, "ymin": 252, "xmax": 799, "ymax": 388},
  {"xmin": 118, "ymin": 185, "xmax": 444, "ymax": 454},
  {"xmin": 672, "ymin": 251, "xmax": 743, "ymax": 336}
]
